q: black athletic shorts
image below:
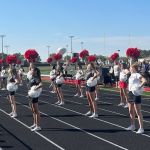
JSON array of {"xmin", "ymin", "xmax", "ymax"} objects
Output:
[
  {"xmin": 128, "ymin": 91, "xmax": 141, "ymax": 104},
  {"xmin": 114, "ymin": 76, "xmax": 119, "ymax": 82},
  {"xmin": 31, "ymin": 97, "xmax": 39, "ymax": 103},
  {"xmin": 86, "ymin": 85, "xmax": 96, "ymax": 92},
  {"xmin": 56, "ymin": 84, "xmax": 62, "ymax": 88},
  {"xmin": 9, "ymin": 91, "xmax": 15, "ymax": 96}
]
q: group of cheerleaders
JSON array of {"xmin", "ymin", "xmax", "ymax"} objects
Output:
[{"xmin": 1, "ymin": 59, "xmax": 147, "ymax": 134}]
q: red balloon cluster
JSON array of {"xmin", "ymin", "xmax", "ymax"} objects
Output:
[
  {"xmin": 110, "ymin": 52, "xmax": 119, "ymax": 61},
  {"xmin": 88, "ymin": 55, "xmax": 96, "ymax": 62},
  {"xmin": 24, "ymin": 49, "xmax": 39, "ymax": 62},
  {"xmin": 6, "ymin": 55, "xmax": 17, "ymax": 64},
  {"xmin": 53, "ymin": 53, "xmax": 62, "ymax": 61},
  {"xmin": 79, "ymin": 49, "xmax": 89, "ymax": 59},
  {"xmin": 70, "ymin": 57, "xmax": 78, "ymax": 63},
  {"xmin": 126, "ymin": 48, "xmax": 140, "ymax": 58},
  {"xmin": 47, "ymin": 57, "xmax": 53, "ymax": 63}
]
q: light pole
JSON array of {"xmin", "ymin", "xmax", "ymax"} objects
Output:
[
  {"xmin": 4, "ymin": 45, "xmax": 10, "ymax": 55},
  {"xmin": 117, "ymin": 50, "xmax": 120, "ymax": 63},
  {"xmin": 0, "ymin": 35, "xmax": 6, "ymax": 60},
  {"xmin": 80, "ymin": 41, "xmax": 84, "ymax": 50},
  {"xmin": 46, "ymin": 45, "xmax": 50, "ymax": 57},
  {"xmin": 69, "ymin": 36, "xmax": 74, "ymax": 55}
]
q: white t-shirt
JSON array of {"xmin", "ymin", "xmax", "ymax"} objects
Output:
[
  {"xmin": 113, "ymin": 65, "xmax": 120, "ymax": 76},
  {"xmin": 128, "ymin": 73, "xmax": 141, "ymax": 91},
  {"xmin": 119, "ymin": 69, "xmax": 128, "ymax": 81},
  {"xmin": 75, "ymin": 70, "xmax": 84, "ymax": 80}
]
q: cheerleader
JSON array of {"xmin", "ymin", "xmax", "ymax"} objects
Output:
[
  {"xmin": 7, "ymin": 68, "xmax": 19, "ymax": 118},
  {"xmin": 49, "ymin": 65, "xmax": 56, "ymax": 93},
  {"xmin": 1, "ymin": 66, "xmax": 7, "ymax": 90},
  {"xmin": 95, "ymin": 63, "xmax": 100, "ymax": 101},
  {"xmin": 126, "ymin": 63, "xmax": 146, "ymax": 134},
  {"xmin": 55, "ymin": 69, "xmax": 64, "ymax": 105},
  {"xmin": 18, "ymin": 66, "xmax": 24, "ymax": 86},
  {"xmin": 74, "ymin": 65, "xmax": 84, "ymax": 98},
  {"xmin": 28, "ymin": 66, "xmax": 42, "ymax": 131},
  {"xmin": 118, "ymin": 63, "xmax": 129, "ymax": 108},
  {"xmin": 85, "ymin": 63, "xmax": 99, "ymax": 118},
  {"xmin": 113, "ymin": 61, "xmax": 120, "ymax": 88}
]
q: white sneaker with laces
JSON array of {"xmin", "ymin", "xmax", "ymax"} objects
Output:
[
  {"xmin": 55, "ymin": 101, "xmax": 60, "ymax": 104},
  {"xmin": 58, "ymin": 102, "xmax": 64, "ymax": 106},
  {"xmin": 31, "ymin": 126, "xmax": 41, "ymax": 131},
  {"xmin": 11, "ymin": 113, "xmax": 17, "ymax": 118},
  {"xmin": 126, "ymin": 125, "xmax": 135, "ymax": 131},
  {"xmin": 89, "ymin": 113, "xmax": 98, "ymax": 118},
  {"xmin": 30, "ymin": 124, "xmax": 36, "ymax": 129},
  {"xmin": 85, "ymin": 111, "xmax": 92, "ymax": 116},
  {"xmin": 118, "ymin": 103, "xmax": 124, "ymax": 106},
  {"xmin": 124, "ymin": 104, "xmax": 128, "ymax": 108},
  {"xmin": 136, "ymin": 128, "xmax": 144, "ymax": 134},
  {"xmin": 74, "ymin": 93, "xmax": 79, "ymax": 97},
  {"xmin": 95, "ymin": 97, "xmax": 99, "ymax": 101},
  {"xmin": 80, "ymin": 95, "xmax": 84, "ymax": 98}
]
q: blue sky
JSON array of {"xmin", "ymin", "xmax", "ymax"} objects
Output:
[{"xmin": 0, "ymin": 0, "xmax": 150, "ymax": 61}]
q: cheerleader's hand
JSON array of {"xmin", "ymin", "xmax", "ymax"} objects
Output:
[{"xmin": 33, "ymin": 86, "xmax": 38, "ymax": 90}]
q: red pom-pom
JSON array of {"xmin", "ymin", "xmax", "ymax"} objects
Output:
[
  {"xmin": 24, "ymin": 49, "xmax": 39, "ymax": 62},
  {"xmin": 88, "ymin": 55, "xmax": 96, "ymax": 62},
  {"xmin": 126, "ymin": 48, "xmax": 140, "ymax": 58},
  {"xmin": 0, "ymin": 59, "xmax": 3, "ymax": 64},
  {"xmin": 47, "ymin": 57, "xmax": 53, "ymax": 63},
  {"xmin": 70, "ymin": 57, "xmax": 78, "ymax": 63},
  {"xmin": 110, "ymin": 53, "xmax": 119, "ymax": 61},
  {"xmin": 79, "ymin": 49, "xmax": 89, "ymax": 58},
  {"xmin": 53, "ymin": 53, "xmax": 62, "ymax": 61},
  {"xmin": 6, "ymin": 55, "xmax": 17, "ymax": 64},
  {"xmin": 16, "ymin": 59, "xmax": 21, "ymax": 64}
]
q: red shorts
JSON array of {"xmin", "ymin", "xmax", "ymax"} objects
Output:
[
  {"xmin": 119, "ymin": 81, "xmax": 128, "ymax": 89},
  {"xmin": 75, "ymin": 80, "xmax": 81, "ymax": 85}
]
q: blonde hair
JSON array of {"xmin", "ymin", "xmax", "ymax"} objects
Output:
[{"xmin": 131, "ymin": 63, "xmax": 139, "ymax": 72}]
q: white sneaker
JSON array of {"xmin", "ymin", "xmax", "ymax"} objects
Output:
[
  {"xmin": 80, "ymin": 95, "xmax": 84, "ymax": 98},
  {"xmin": 11, "ymin": 113, "xmax": 17, "ymax": 118},
  {"xmin": 51, "ymin": 91, "xmax": 55, "ymax": 93},
  {"xmin": 30, "ymin": 124, "xmax": 36, "ymax": 129},
  {"xmin": 55, "ymin": 101, "xmax": 60, "ymax": 105},
  {"xmin": 1, "ymin": 88, "xmax": 6, "ymax": 90},
  {"xmin": 136, "ymin": 128, "xmax": 144, "ymax": 134},
  {"xmin": 74, "ymin": 93, "xmax": 79, "ymax": 97},
  {"xmin": 58, "ymin": 102, "xmax": 64, "ymax": 106},
  {"xmin": 95, "ymin": 97, "xmax": 99, "ymax": 101},
  {"xmin": 118, "ymin": 103, "xmax": 124, "ymax": 106},
  {"xmin": 124, "ymin": 104, "xmax": 128, "ymax": 108},
  {"xmin": 126, "ymin": 125, "xmax": 135, "ymax": 131},
  {"xmin": 31, "ymin": 126, "xmax": 41, "ymax": 131},
  {"xmin": 89, "ymin": 113, "xmax": 98, "ymax": 118},
  {"xmin": 85, "ymin": 111, "xmax": 92, "ymax": 116}
]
